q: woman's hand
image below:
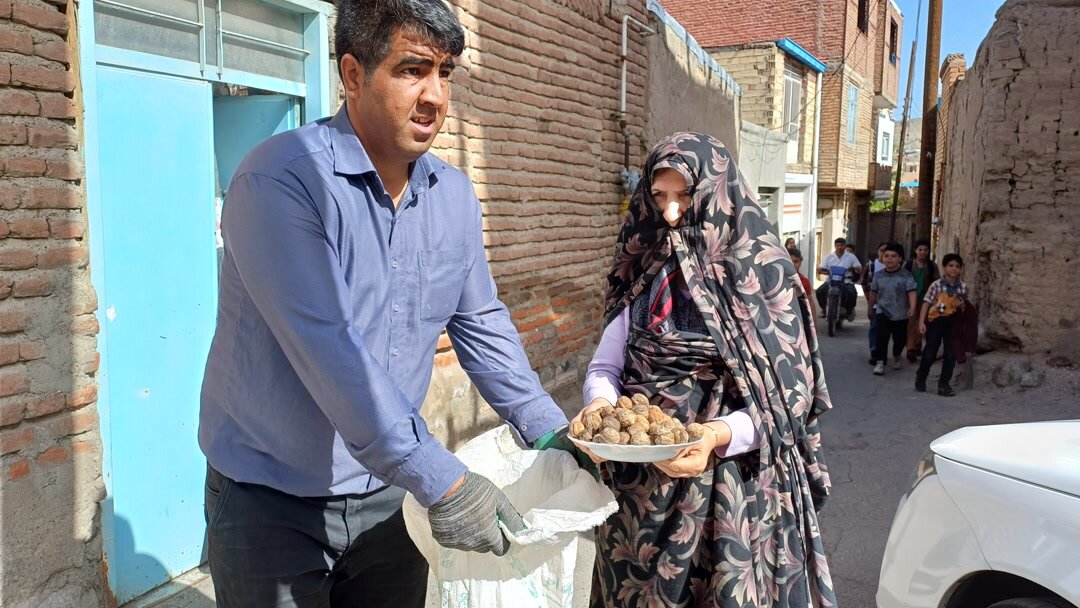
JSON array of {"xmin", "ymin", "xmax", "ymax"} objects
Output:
[
  {"xmin": 653, "ymin": 421, "xmax": 731, "ymax": 478},
  {"xmin": 571, "ymin": 398, "xmax": 612, "ymax": 464}
]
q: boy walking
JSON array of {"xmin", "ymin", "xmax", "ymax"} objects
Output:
[
  {"xmin": 915, "ymin": 254, "xmax": 969, "ymax": 396},
  {"xmin": 867, "ymin": 243, "xmax": 917, "ymax": 375}
]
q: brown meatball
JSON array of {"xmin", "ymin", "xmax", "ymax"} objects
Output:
[
  {"xmin": 584, "ymin": 411, "xmax": 603, "ymax": 432},
  {"xmin": 579, "ymin": 430, "xmax": 594, "ymax": 442},
  {"xmin": 631, "ymin": 393, "xmax": 650, "ymax": 406},
  {"xmin": 673, "ymin": 428, "xmax": 690, "ymax": 444},
  {"xmin": 570, "ymin": 420, "xmax": 587, "ymax": 438},
  {"xmin": 616, "ymin": 396, "xmax": 634, "ymax": 410},
  {"xmin": 599, "ymin": 405, "xmax": 616, "ymax": 418},
  {"xmin": 647, "ymin": 407, "xmax": 667, "ymax": 424},
  {"xmin": 629, "ymin": 432, "xmax": 651, "ymax": 446},
  {"xmin": 648, "ymin": 422, "xmax": 664, "ymax": 436},
  {"xmin": 615, "ymin": 409, "xmax": 637, "ymax": 428},
  {"xmin": 686, "ymin": 423, "xmax": 706, "ymax": 441},
  {"xmin": 626, "ymin": 423, "xmax": 648, "ymax": 436},
  {"xmin": 632, "ymin": 403, "xmax": 650, "ymax": 416},
  {"xmin": 655, "ymin": 432, "xmax": 675, "ymax": 445},
  {"xmin": 599, "ymin": 427, "xmax": 620, "ymax": 443},
  {"xmin": 634, "ymin": 414, "xmax": 651, "ymax": 429},
  {"xmin": 591, "ymin": 433, "xmax": 610, "ymax": 444},
  {"xmin": 618, "ymin": 431, "xmax": 631, "ymax": 445},
  {"xmin": 601, "ymin": 416, "xmax": 622, "ymax": 431}
]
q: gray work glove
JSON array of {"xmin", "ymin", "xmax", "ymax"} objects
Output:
[{"xmin": 427, "ymin": 471, "xmax": 524, "ymax": 556}]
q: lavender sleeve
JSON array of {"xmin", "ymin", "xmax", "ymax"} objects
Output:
[{"xmin": 582, "ymin": 308, "xmax": 628, "ymax": 406}]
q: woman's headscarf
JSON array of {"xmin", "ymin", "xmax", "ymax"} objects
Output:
[{"xmin": 604, "ymin": 132, "xmax": 833, "ymax": 508}]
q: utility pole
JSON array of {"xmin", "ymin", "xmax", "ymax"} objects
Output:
[
  {"xmin": 889, "ymin": 19, "xmax": 920, "ymax": 241},
  {"xmin": 916, "ymin": 0, "xmax": 943, "ymax": 240}
]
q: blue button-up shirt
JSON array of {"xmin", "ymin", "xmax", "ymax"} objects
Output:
[{"xmin": 199, "ymin": 107, "xmax": 566, "ymax": 507}]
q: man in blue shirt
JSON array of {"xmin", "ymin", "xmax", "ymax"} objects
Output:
[{"xmin": 199, "ymin": 1, "xmax": 570, "ymax": 605}]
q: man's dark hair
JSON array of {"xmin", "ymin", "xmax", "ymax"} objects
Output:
[
  {"xmin": 335, "ymin": 0, "xmax": 465, "ymax": 79},
  {"xmin": 914, "ymin": 238, "xmax": 931, "ymax": 250},
  {"xmin": 942, "ymin": 253, "xmax": 964, "ymax": 267},
  {"xmin": 834, "ymin": 237, "xmax": 847, "ymax": 245},
  {"xmin": 883, "ymin": 242, "xmax": 904, "ymax": 257},
  {"xmin": 789, "ymin": 248, "xmax": 803, "ymax": 260}
]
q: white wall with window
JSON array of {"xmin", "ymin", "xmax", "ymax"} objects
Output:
[
  {"xmin": 877, "ymin": 110, "xmax": 895, "ymax": 165},
  {"xmin": 783, "ymin": 66, "xmax": 804, "ymax": 163}
]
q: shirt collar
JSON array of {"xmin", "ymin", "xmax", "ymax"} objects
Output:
[{"xmin": 328, "ymin": 105, "xmax": 442, "ymax": 195}]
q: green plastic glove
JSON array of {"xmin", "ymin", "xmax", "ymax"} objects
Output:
[{"xmin": 532, "ymin": 426, "xmax": 599, "ymax": 480}]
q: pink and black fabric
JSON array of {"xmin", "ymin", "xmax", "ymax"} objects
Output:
[{"xmin": 592, "ymin": 132, "xmax": 836, "ymax": 608}]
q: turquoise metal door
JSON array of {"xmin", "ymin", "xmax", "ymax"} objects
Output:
[
  {"xmin": 213, "ymin": 94, "xmax": 297, "ymax": 192},
  {"xmin": 95, "ymin": 65, "xmax": 217, "ymax": 603}
]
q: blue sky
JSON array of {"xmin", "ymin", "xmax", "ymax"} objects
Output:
[{"xmin": 891, "ymin": 0, "xmax": 1003, "ymax": 118}]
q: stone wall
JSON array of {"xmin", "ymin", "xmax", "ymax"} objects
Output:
[
  {"xmin": 939, "ymin": 0, "xmax": 1080, "ymax": 360},
  {"xmin": 0, "ymin": 0, "xmax": 103, "ymax": 606}
]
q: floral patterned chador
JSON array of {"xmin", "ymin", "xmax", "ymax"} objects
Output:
[{"xmin": 591, "ymin": 133, "xmax": 837, "ymax": 608}]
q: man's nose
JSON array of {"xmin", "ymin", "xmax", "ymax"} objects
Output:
[{"xmin": 419, "ymin": 73, "xmax": 447, "ymax": 106}]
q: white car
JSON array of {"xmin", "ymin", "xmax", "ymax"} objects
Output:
[{"xmin": 877, "ymin": 420, "xmax": 1080, "ymax": 608}]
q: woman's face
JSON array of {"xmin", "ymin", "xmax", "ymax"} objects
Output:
[{"xmin": 651, "ymin": 168, "xmax": 692, "ymax": 227}]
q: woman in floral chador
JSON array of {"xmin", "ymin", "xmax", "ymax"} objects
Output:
[{"xmin": 577, "ymin": 133, "xmax": 836, "ymax": 607}]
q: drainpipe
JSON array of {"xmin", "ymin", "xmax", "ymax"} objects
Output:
[
  {"xmin": 805, "ymin": 70, "xmax": 824, "ymax": 281},
  {"xmin": 619, "ymin": 14, "xmax": 656, "ymax": 194}
]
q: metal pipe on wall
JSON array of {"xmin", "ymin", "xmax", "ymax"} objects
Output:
[
  {"xmin": 805, "ymin": 70, "xmax": 824, "ymax": 280},
  {"xmin": 619, "ymin": 14, "xmax": 655, "ymax": 193}
]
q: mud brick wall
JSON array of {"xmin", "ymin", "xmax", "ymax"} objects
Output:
[{"xmin": 940, "ymin": 0, "xmax": 1080, "ymax": 358}]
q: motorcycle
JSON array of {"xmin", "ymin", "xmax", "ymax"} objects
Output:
[{"xmin": 825, "ymin": 265, "xmax": 850, "ymax": 337}]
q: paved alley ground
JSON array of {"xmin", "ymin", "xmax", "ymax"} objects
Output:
[{"xmin": 813, "ymin": 300, "xmax": 1079, "ymax": 607}]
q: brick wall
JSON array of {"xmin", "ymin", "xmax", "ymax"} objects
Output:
[
  {"xmin": 939, "ymin": 0, "xmax": 1080, "ymax": 358},
  {"xmin": 0, "ymin": 0, "xmax": 103, "ymax": 605},
  {"xmin": 710, "ymin": 46, "xmax": 782, "ymax": 130},
  {"xmin": 874, "ymin": 0, "xmax": 902, "ymax": 107},
  {"xmin": 933, "ymin": 53, "xmax": 965, "ymax": 227},
  {"xmin": 662, "ymin": 0, "xmax": 826, "ymax": 58}
]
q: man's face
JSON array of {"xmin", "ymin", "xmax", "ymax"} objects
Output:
[
  {"xmin": 883, "ymin": 250, "xmax": 901, "ymax": 270},
  {"xmin": 834, "ymin": 242, "xmax": 846, "ymax": 256},
  {"xmin": 342, "ymin": 28, "xmax": 454, "ymax": 168},
  {"xmin": 877, "ymin": 245, "xmax": 887, "ymax": 260},
  {"xmin": 916, "ymin": 245, "xmax": 929, "ymax": 260},
  {"xmin": 790, "ymin": 254, "xmax": 802, "ymax": 268}
]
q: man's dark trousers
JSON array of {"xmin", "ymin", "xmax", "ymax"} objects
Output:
[
  {"xmin": 874, "ymin": 314, "xmax": 909, "ymax": 363},
  {"xmin": 205, "ymin": 466, "xmax": 428, "ymax": 608}
]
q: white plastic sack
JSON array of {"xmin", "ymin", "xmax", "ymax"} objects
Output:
[{"xmin": 403, "ymin": 425, "xmax": 617, "ymax": 608}]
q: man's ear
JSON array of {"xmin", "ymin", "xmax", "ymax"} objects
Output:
[{"xmin": 339, "ymin": 54, "xmax": 366, "ymax": 95}]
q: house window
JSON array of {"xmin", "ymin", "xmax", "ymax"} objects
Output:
[
  {"xmin": 889, "ymin": 19, "xmax": 898, "ymax": 64},
  {"xmin": 783, "ymin": 67, "xmax": 804, "ymax": 162},
  {"xmin": 846, "ymin": 84, "xmax": 860, "ymax": 145},
  {"xmin": 880, "ymin": 132, "xmax": 891, "ymax": 164},
  {"xmin": 857, "ymin": 0, "xmax": 869, "ymax": 33}
]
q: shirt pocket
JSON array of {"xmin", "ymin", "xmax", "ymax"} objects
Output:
[{"xmin": 418, "ymin": 246, "xmax": 470, "ymax": 322}]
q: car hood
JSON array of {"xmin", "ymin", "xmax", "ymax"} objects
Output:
[{"xmin": 931, "ymin": 420, "xmax": 1080, "ymax": 497}]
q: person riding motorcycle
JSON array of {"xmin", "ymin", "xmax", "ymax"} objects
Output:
[{"xmin": 816, "ymin": 237, "xmax": 861, "ymax": 320}]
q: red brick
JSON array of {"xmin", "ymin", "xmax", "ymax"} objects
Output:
[
  {"xmin": 67, "ymin": 384, "xmax": 96, "ymax": 407},
  {"xmin": 45, "ymin": 157, "xmax": 80, "ymax": 180},
  {"xmin": 0, "ymin": 219, "xmax": 8, "ymax": 237},
  {"xmin": 18, "ymin": 340, "xmax": 43, "ymax": 360},
  {"xmin": 37, "ymin": 92, "xmax": 75, "ymax": 119},
  {"xmin": 24, "ymin": 186, "xmax": 79, "ymax": 209},
  {"xmin": 33, "ymin": 40, "xmax": 71, "ymax": 65},
  {"xmin": 0, "ymin": 344, "xmax": 18, "ymax": 366},
  {"xmin": 8, "ymin": 216, "xmax": 48, "ymax": 237},
  {"xmin": 0, "ymin": 311, "xmax": 28, "ymax": 333},
  {"xmin": 23, "ymin": 392, "xmax": 64, "ymax": 418},
  {"xmin": 0, "ymin": 279, "xmax": 10, "ymax": 299},
  {"xmin": 69, "ymin": 408, "xmax": 96, "ymax": 435},
  {"xmin": 69, "ymin": 293, "xmax": 96, "ymax": 315},
  {"xmin": 3, "ymin": 156, "xmax": 46, "ymax": 177},
  {"xmin": 0, "ymin": 90, "xmax": 40, "ymax": 116},
  {"xmin": 5, "ymin": 458, "xmax": 30, "ymax": 480},
  {"xmin": 10, "ymin": 64, "xmax": 74, "ymax": 93},
  {"xmin": 0, "ymin": 186, "xmax": 21, "ymax": 209},
  {"xmin": 48, "ymin": 216, "xmax": 83, "ymax": 238},
  {"xmin": 14, "ymin": 277, "xmax": 51, "ymax": 297},
  {"xmin": 0, "ymin": 425, "xmax": 32, "ymax": 454},
  {"xmin": 0, "ymin": 62, "xmax": 9, "ymax": 85},
  {"xmin": 12, "ymin": 3, "xmax": 68, "ymax": 35},
  {"xmin": 37, "ymin": 243, "xmax": 87, "ymax": 268},
  {"xmin": 0, "ymin": 124, "xmax": 28, "ymax": 145},
  {"xmin": 28, "ymin": 125, "xmax": 76, "ymax": 148},
  {"xmin": 72, "ymin": 440, "xmax": 94, "ymax": 456},
  {"xmin": 0, "ymin": 366, "xmax": 29, "ymax": 397},
  {"xmin": 0, "ymin": 247, "xmax": 35, "ymax": 270},
  {"xmin": 36, "ymin": 445, "xmax": 69, "ymax": 465},
  {"xmin": 0, "ymin": 28, "xmax": 33, "ymax": 55},
  {"xmin": 71, "ymin": 314, "xmax": 98, "ymax": 335},
  {"xmin": 0, "ymin": 0, "xmax": 11, "ymax": 19}
]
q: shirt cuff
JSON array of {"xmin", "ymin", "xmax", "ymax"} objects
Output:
[
  {"xmin": 503, "ymin": 394, "xmax": 568, "ymax": 445},
  {"xmin": 391, "ymin": 436, "xmax": 468, "ymax": 508},
  {"xmin": 711, "ymin": 410, "xmax": 760, "ymax": 458}
]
